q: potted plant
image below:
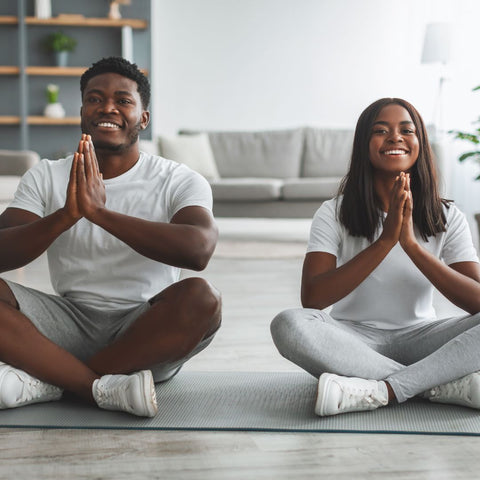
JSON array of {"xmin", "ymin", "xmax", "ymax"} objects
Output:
[
  {"xmin": 449, "ymin": 85, "xmax": 480, "ymax": 240},
  {"xmin": 43, "ymin": 84, "xmax": 65, "ymax": 118},
  {"xmin": 43, "ymin": 31, "xmax": 77, "ymax": 67}
]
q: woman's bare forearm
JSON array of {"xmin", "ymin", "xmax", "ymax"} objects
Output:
[
  {"xmin": 403, "ymin": 242, "xmax": 480, "ymax": 314},
  {"xmin": 302, "ymin": 237, "xmax": 395, "ymax": 309}
]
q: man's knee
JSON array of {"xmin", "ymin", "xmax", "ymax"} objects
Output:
[
  {"xmin": 153, "ymin": 277, "xmax": 221, "ymax": 333},
  {"xmin": 0, "ymin": 279, "xmax": 18, "ymax": 309}
]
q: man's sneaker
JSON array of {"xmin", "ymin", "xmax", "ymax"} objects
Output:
[
  {"xmin": 315, "ymin": 373, "xmax": 389, "ymax": 416},
  {"xmin": 423, "ymin": 372, "xmax": 480, "ymax": 409},
  {"xmin": 92, "ymin": 370, "xmax": 158, "ymax": 417},
  {"xmin": 0, "ymin": 362, "xmax": 63, "ymax": 409}
]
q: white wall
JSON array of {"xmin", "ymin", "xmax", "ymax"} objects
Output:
[{"xmin": 151, "ymin": 0, "xmax": 480, "ymax": 239}]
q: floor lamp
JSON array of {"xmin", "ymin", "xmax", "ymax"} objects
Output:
[{"xmin": 421, "ymin": 22, "xmax": 452, "ymax": 141}]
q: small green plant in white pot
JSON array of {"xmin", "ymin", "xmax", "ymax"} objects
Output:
[{"xmin": 43, "ymin": 84, "xmax": 65, "ymax": 118}]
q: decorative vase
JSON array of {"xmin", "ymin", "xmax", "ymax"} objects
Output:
[
  {"xmin": 35, "ymin": 0, "xmax": 52, "ymax": 19},
  {"xmin": 44, "ymin": 102, "xmax": 65, "ymax": 119},
  {"xmin": 55, "ymin": 51, "xmax": 69, "ymax": 67}
]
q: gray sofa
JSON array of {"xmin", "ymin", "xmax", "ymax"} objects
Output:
[
  {"xmin": 0, "ymin": 150, "xmax": 40, "ymax": 214},
  {"xmin": 142, "ymin": 127, "xmax": 354, "ymax": 218},
  {"xmin": 201, "ymin": 127, "xmax": 354, "ymax": 218}
]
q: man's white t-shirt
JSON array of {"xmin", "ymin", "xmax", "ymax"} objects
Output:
[
  {"xmin": 9, "ymin": 152, "xmax": 213, "ymax": 310},
  {"xmin": 307, "ymin": 197, "xmax": 479, "ymax": 329}
]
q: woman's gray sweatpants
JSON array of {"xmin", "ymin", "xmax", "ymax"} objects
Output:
[{"xmin": 270, "ymin": 308, "xmax": 480, "ymax": 403}]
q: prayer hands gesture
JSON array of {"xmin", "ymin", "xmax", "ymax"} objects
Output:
[
  {"xmin": 64, "ymin": 134, "xmax": 106, "ymax": 223},
  {"xmin": 380, "ymin": 172, "xmax": 417, "ymax": 251}
]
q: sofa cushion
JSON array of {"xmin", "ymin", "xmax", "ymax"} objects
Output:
[
  {"xmin": 302, "ymin": 128, "xmax": 353, "ymax": 178},
  {"xmin": 282, "ymin": 178, "xmax": 342, "ymax": 200},
  {"xmin": 189, "ymin": 129, "xmax": 304, "ymax": 179},
  {"xmin": 0, "ymin": 176, "xmax": 21, "ymax": 202},
  {"xmin": 158, "ymin": 133, "xmax": 220, "ymax": 181},
  {"xmin": 210, "ymin": 178, "xmax": 283, "ymax": 201}
]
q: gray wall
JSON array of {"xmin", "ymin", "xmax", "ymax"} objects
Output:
[{"xmin": 0, "ymin": 0, "xmax": 151, "ymax": 159}]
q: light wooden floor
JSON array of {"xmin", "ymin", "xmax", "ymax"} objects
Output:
[{"xmin": 1, "ymin": 218, "xmax": 479, "ymax": 480}]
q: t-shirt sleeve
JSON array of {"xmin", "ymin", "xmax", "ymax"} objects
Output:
[
  {"xmin": 8, "ymin": 161, "xmax": 48, "ymax": 217},
  {"xmin": 306, "ymin": 199, "xmax": 342, "ymax": 256},
  {"xmin": 167, "ymin": 164, "xmax": 213, "ymax": 220},
  {"xmin": 441, "ymin": 204, "xmax": 479, "ymax": 265}
]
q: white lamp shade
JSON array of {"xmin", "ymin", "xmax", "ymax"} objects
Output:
[{"xmin": 421, "ymin": 22, "xmax": 452, "ymax": 64}]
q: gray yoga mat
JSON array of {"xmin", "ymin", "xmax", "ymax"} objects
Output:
[{"xmin": 0, "ymin": 371, "xmax": 479, "ymax": 435}]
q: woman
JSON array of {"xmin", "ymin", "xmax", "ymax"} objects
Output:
[{"xmin": 271, "ymin": 98, "xmax": 480, "ymax": 416}]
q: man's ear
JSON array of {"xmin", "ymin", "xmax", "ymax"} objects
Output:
[{"xmin": 140, "ymin": 110, "xmax": 150, "ymax": 130}]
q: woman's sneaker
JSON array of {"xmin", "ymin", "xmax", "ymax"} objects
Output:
[
  {"xmin": 0, "ymin": 362, "xmax": 63, "ymax": 409},
  {"xmin": 92, "ymin": 370, "xmax": 158, "ymax": 417},
  {"xmin": 315, "ymin": 373, "xmax": 388, "ymax": 416},
  {"xmin": 423, "ymin": 372, "xmax": 480, "ymax": 409}
]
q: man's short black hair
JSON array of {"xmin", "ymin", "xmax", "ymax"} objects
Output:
[{"xmin": 80, "ymin": 56, "xmax": 150, "ymax": 109}]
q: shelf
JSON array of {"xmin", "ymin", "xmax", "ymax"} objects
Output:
[
  {"xmin": 0, "ymin": 116, "xmax": 20, "ymax": 125},
  {"xmin": 0, "ymin": 66, "xmax": 86, "ymax": 76},
  {"xmin": 27, "ymin": 66, "xmax": 87, "ymax": 76},
  {"xmin": 0, "ymin": 66, "xmax": 148, "ymax": 76},
  {"xmin": 0, "ymin": 15, "xmax": 147, "ymax": 29},
  {"xmin": 0, "ymin": 16, "xmax": 17, "ymax": 25},
  {"xmin": 28, "ymin": 116, "xmax": 80, "ymax": 125},
  {"xmin": 0, "ymin": 66, "xmax": 19, "ymax": 75},
  {"xmin": 0, "ymin": 116, "xmax": 80, "ymax": 125}
]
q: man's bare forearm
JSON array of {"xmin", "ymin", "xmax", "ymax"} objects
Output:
[{"xmin": 0, "ymin": 209, "xmax": 76, "ymax": 273}]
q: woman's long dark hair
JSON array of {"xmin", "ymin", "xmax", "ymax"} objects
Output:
[{"xmin": 338, "ymin": 97, "xmax": 449, "ymax": 241}]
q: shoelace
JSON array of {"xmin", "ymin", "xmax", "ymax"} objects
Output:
[
  {"xmin": 96, "ymin": 380, "xmax": 131, "ymax": 410},
  {"xmin": 21, "ymin": 377, "xmax": 59, "ymax": 402},
  {"xmin": 430, "ymin": 376, "xmax": 471, "ymax": 401},
  {"xmin": 339, "ymin": 384, "xmax": 383, "ymax": 410}
]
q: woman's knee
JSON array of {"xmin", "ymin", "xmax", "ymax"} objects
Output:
[{"xmin": 270, "ymin": 308, "xmax": 308, "ymax": 351}]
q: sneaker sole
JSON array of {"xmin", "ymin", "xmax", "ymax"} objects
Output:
[
  {"xmin": 315, "ymin": 373, "xmax": 336, "ymax": 416},
  {"xmin": 137, "ymin": 370, "xmax": 158, "ymax": 417}
]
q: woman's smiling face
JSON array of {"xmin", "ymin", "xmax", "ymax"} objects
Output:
[{"xmin": 368, "ymin": 103, "xmax": 420, "ymax": 176}]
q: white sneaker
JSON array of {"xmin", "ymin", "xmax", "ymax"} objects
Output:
[
  {"xmin": 315, "ymin": 373, "xmax": 389, "ymax": 416},
  {"xmin": 0, "ymin": 362, "xmax": 63, "ymax": 409},
  {"xmin": 423, "ymin": 372, "xmax": 480, "ymax": 409},
  {"xmin": 92, "ymin": 370, "xmax": 158, "ymax": 417}
]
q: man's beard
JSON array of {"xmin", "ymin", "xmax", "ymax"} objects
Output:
[{"xmin": 83, "ymin": 121, "xmax": 142, "ymax": 153}]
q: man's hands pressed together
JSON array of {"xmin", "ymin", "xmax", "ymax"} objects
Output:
[{"xmin": 64, "ymin": 134, "xmax": 106, "ymax": 225}]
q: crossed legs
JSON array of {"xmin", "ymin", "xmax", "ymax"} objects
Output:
[
  {"xmin": 271, "ymin": 308, "xmax": 480, "ymax": 414},
  {"xmin": 0, "ymin": 277, "xmax": 221, "ymax": 408}
]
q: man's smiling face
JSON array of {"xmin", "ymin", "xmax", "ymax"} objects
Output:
[{"xmin": 80, "ymin": 72, "xmax": 149, "ymax": 153}]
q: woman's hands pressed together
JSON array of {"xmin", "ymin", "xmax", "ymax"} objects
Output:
[{"xmin": 380, "ymin": 171, "xmax": 417, "ymax": 253}]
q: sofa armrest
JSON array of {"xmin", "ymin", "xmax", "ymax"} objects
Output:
[{"xmin": 0, "ymin": 150, "xmax": 40, "ymax": 176}]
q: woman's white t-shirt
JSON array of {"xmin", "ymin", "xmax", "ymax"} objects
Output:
[
  {"xmin": 9, "ymin": 152, "xmax": 213, "ymax": 310},
  {"xmin": 307, "ymin": 197, "xmax": 479, "ymax": 329}
]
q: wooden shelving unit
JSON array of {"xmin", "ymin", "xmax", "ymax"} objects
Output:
[{"xmin": 0, "ymin": 10, "xmax": 148, "ymax": 135}]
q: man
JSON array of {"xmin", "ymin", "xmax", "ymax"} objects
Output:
[{"xmin": 0, "ymin": 57, "xmax": 221, "ymax": 417}]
